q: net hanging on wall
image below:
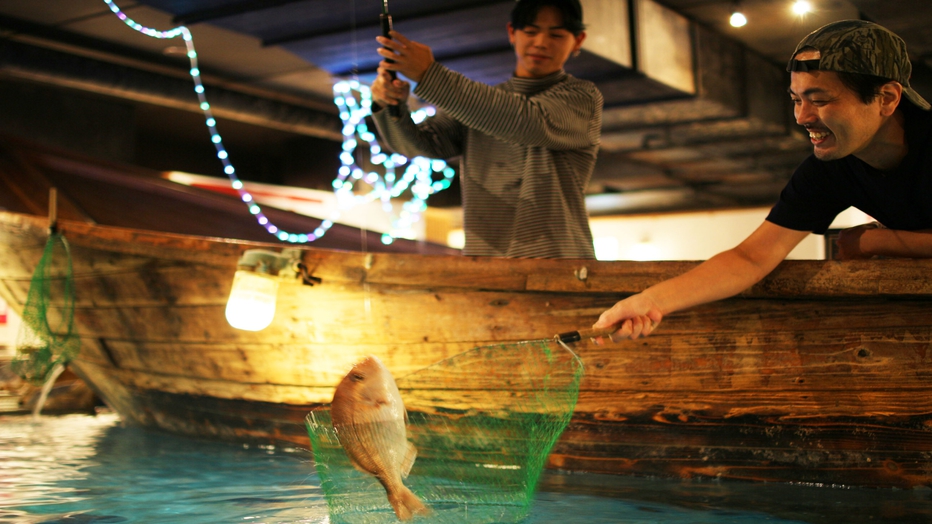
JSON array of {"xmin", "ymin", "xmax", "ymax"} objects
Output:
[
  {"xmin": 307, "ymin": 337, "xmax": 584, "ymax": 524},
  {"xmin": 11, "ymin": 233, "xmax": 79, "ymax": 385}
]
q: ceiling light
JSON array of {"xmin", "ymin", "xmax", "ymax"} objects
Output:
[
  {"xmin": 729, "ymin": 11, "xmax": 747, "ymax": 28},
  {"xmin": 792, "ymin": 1, "xmax": 812, "ymax": 15}
]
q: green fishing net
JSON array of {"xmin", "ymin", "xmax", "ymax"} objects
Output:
[
  {"xmin": 306, "ymin": 337, "xmax": 584, "ymax": 524},
  {"xmin": 11, "ymin": 233, "xmax": 80, "ymax": 385}
]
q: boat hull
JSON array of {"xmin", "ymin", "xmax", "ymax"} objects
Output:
[{"xmin": 2, "ymin": 211, "xmax": 932, "ymax": 488}]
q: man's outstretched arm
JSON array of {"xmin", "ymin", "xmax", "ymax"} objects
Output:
[{"xmin": 594, "ymin": 221, "xmax": 810, "ymax": 340}]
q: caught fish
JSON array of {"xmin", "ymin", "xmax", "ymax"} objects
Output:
[{"xmin": 331, "ymin": 355, "xmax": 429, "ymax": 521}]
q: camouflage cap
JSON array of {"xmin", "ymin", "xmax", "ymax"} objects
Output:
[{"xmin": 787, "ymin": 20, "xmax": 931, "ymax": 111}]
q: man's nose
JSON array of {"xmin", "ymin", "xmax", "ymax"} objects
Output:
[{"xmin": 795, "ymin": 102, "xmax": 816, "ymax": 125}]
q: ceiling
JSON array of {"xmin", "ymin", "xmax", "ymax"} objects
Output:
[{"xmin": 1, "ymin": 0, "xmax": 931, "ymax": 216}]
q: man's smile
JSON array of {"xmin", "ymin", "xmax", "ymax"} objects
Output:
[{"xmin": 806, "ymin": 126, "xmax": 832, "ymax": 145}]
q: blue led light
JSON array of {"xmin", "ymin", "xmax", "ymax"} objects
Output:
[{"xmin": 103, "ymin": 0, "xmax": 455, "ymax": 244}]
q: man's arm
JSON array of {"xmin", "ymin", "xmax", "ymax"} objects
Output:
[
  {"xmin": 377, "ymin": 31, "xmax": 600, "ymax": 151},
  {"xmin": 413, "ymin": 62, "xmax": 601, "ymax": 151},
  {"xmin": 594, "ymin": 221, "xmax": 811, "ymax": 340},
  {"xmin": 837, "ymin": 225, "xmax": 932, "ymax": 259}
]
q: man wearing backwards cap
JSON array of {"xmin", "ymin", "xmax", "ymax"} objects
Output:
[{"xmin": 594, "ymin": 19, "xmax": 932, "ymax": 342}]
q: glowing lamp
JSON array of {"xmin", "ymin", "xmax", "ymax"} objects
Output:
[
  {"xmin": 225, "ymin": 270, "xmax": 279, "ymax": 331},
  {"xmin": 729, "ymin": 11, "xmax": 747, "ymax": 28},
  {"xmin": 792, "ymin": 1, "xmax": 812, "ymax": 15},
  {"xmin": 728, "ymin": 1, "xmax": 747, "ymax": 27},
  {"xmin": 225, "ymin": 248, "xmax": 302, "ymax": 331}
]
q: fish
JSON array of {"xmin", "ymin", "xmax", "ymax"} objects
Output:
[{"xmin": 330, "ymin": 355, "xmax": 429, "ymax": 521}]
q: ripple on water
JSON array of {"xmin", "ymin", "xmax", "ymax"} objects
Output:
[{"xmin": 2, "ymin": 413, "xmax": 931, "ymax": 524}]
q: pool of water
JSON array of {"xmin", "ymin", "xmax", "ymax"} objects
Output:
[{"xmin": 1, "ymin": 412, "xmax": 930, "ymax": 523}]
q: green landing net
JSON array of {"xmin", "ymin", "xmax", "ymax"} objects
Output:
[
  {"xmin": 11, "ymin": 233, "xmax": 79, "ymax": 386},
  {"xmin": 306, "ymin": 338, "xmax": 584, "ymax": 524}
]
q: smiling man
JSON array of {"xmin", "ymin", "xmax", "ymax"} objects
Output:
[
  {"xmin": 777, "ymin": 20, "xmax": 932, "ymax": 260},
  {"xmin": 370, "ymin": 0, "xmax": 602, "ymax": 259},
  {"xmin": 593, "ymin": 20, "xmax": 932, "ymax": 342}
]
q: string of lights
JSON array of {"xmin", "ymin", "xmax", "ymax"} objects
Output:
[
  {"xmin": 101, "ymin": 0, "xmax": 454, "ymax": 245},
  {"xmin": 332, "ymin": 80, "xmax": 454, "ymax": 243}
]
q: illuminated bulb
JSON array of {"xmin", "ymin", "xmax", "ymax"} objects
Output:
[
  {"xmin": 729, "ymin": 11, "xmax": 747, "ymax": 27},
  {"xmin": 225, "ymin": 270, "xmax": 279, "ymax": 331},
  {"xmin": 792, "ymin": 1, "xmax": 812, "ymax": 15}
]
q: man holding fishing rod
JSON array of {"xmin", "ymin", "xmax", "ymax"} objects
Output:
[
  {"xmin": 370, "ymin": 0, "xmax": 602, "ymax": 259},
  {"xmin": 593, "ymin": 20, "xmax": 932, "ymax": 342}
]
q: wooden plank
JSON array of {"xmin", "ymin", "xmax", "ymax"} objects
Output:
[{"xmin": 6, "ymin": 212, "xmax": 932, "ymax": 297}]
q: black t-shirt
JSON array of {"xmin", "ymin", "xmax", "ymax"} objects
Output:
[{"xmin": 766, "ymin": 106, "xmax": 932, "ymax": 234}]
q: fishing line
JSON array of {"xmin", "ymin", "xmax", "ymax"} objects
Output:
[{"xmin": 348, "ymin": 0, "xmax": 374, "ymax": 320}]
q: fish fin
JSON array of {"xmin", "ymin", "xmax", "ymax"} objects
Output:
[
  {"xmin": 400, "ymin": 441, "xmax": 417, "ymax": 478},
  {"xmin": 388, "ymin": 485, "xmax": 429, "ymax": 521}
]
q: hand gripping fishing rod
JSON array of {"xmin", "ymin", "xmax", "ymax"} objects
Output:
[{"xmin": 380, "ymin": 0, "xmax": 400, "ymax": 116}]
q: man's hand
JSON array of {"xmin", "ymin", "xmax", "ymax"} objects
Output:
[
  {"xmin": 591, "ymin": 293, "xmax": 664, "ymax": 343},
  {"xmin": 836, "ymin": 224, "xmax": 932, "ymax": 259},
  {"xmin": 376, "ymin": 31, "xmax": 434, "ymax": 83},
  {"xmin": 835, "ymin": 223, "xmax": 881, "ymax": 259},
  {"xmin": 371, "ymin": 67, "xmax": 411, "ymax": 109}
]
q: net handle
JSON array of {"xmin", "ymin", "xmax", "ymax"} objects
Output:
[
  {"xmin": 555, "ymin": 326, "xmax": 616, "ymax": 344},
  {"xmin": 48, "ymin": 187, "xmax": 58, "ymax": 233}
]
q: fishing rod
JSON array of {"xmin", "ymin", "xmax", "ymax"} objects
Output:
[{"xmin": 380, "ymin": 0, "xmax": 400, "ymax": 116}]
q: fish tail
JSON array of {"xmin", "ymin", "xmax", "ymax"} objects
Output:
[{"xmin": 388, "ymin": 485, "xmax": 429, "ymax": 521}]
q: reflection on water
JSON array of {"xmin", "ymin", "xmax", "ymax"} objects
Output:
[
  {"xmin": 1, "ymin": 413, "xmax": 930, "ymax": 523},
  {"xmin": 0, "ymin": 412, "xmax": 325, "ymax": 523},
  {"xmin": 535, "ymin": 472, "xmax": 932, "ymax": 524}
]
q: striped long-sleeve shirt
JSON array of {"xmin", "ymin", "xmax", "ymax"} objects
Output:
[{"xmin": 372, "ymin": 62, "xmax": 603, "ymax": 259}]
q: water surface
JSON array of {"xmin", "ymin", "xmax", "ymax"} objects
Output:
[{"xmin": 1, "ymin": 413, "xmax": 930, "ymax": 523}]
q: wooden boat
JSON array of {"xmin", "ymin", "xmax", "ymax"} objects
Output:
[{"xmin": 1, "ymin": 136, "xmax": 932, "ymax": 489}]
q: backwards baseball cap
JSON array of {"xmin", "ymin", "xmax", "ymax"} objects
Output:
[{"xmin": 787, "ymin": 19, "xmax": 930, "ymax": 111}]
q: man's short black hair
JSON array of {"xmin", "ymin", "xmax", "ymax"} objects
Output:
[
  {"xmin": 511, "ymin": 0, "xmax": 585, "ymax": 36},
  {"xmin": 836, "ymin": 71, "xmax": 900, "ymax": 106}
]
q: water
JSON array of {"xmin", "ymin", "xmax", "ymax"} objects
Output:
[{"xmin": 2, "ymin": 412, "xmax": 931, "ymax": 524}]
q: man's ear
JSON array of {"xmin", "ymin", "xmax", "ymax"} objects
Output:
[
  {"xmin": 507, "ymin": 22, "xmax": 516, "ymax": 46},
  {"xmin": 573, "ymin": 31, "xmax": 587, "ymax": 53},
  {"xmin": 879, "ymin": 81, "xmax": 903, "ymax": 116}
]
